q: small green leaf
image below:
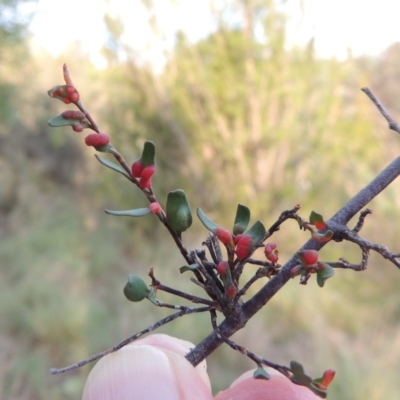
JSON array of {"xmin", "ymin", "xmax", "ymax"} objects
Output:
[
  {"xmin": 179, "ymin": 263, "xmax": 200, "ymax": 274},
  {"xmin": 166, "ymin": 190, "xmax": 192, "ymax": 235},
  {"xmin": 253, "ymin": 364, "xmax": 270, "ymax": 380},
  {"xmin": 95, "ymin": 154, "xmax": 132, "ymax": 180},
  {"xmin": 290, "ymin": 361, "xmax": 313, "ymax": 386},
  {"xmin": 196, "ymin": 208, "xmax": 219, "ymax": 232},
  {"xmin": 141, "ymin": 141, "xmax": 156, "ymax": 167},
  {"xmin": 309, "ymin": 211, "xmax": 327, "ymax": 230},
  {"xmin": 311, "ymin": 230, "xmax": 333, "ymax": 243},
  {"xmin": 105, "ymin": 208, "xmax": 151, "ymax": 217},
  {"xmin": 233, "ymin": 204, "xmax": 250, "ymax": 235},
  {"xmin": 316, "ymin": 264, "xmax": 335, "ymax": 287},
  {"xmin": 124, "ymin": 275, "xmax": 150, "ymax": 302},
  {"xmin": 245, "ymin": 220, "xmax": 266, "ymax": 244}
]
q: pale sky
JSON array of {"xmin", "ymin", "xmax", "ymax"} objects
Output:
[{"xmin": 28, "ymin": 0, "xmax": 400, "ymax": 69}]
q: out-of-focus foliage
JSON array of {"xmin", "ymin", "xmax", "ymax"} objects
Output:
[{"xmin": 2, "ymin": 0, "xmax": 400, "ymax": 399}]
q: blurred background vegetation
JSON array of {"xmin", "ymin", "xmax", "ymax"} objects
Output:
[{"xmin": 2, "ymin": 0, "xmax": 400, "ymax": 399}]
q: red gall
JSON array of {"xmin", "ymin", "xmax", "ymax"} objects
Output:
[
  {"xmin": 236, "ymin": 235, "xmax": 253, "ymax": 260},
  {"xmin": 148, "ymin": 202, "xmax": 162, "ymax": 214},
  {"xmin": 141, "ymin": 165, "xmax": 156, "ymax": 180},
  {"xmin": 215, "ymin": 227, "xmax": 233, "ymax": 245},
  {"xmin": 131, "ymin": 160, "xmax": 144, "ymax": 178},
  {"xmin": 139, "ymin": 177, "xmax": 152, "ymax": 188},
  {"xmin": 298, "ymin": 249, "xmax": 318, "ymax": 265},
  {"xmin": 84, "ymin": 133, "xmax": 110, "ymax": 147}
]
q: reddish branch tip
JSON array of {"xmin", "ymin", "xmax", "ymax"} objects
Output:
[
  {"xmin": 84, "ymin": 133, "xmax": 110, "ymax": 147},
  {"xmin": 63, "ymin": 63, "xmax": 73, "ymax": 86},
  {"xmin": 320, "ymin": 370, "xmax": 335, "ymax": 389}
]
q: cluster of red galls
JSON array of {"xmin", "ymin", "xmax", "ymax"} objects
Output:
[
  {"xmin": 214, "ymin": 227, "xmax": 279, "ymax": 263},
  {"xmin": 131, "ymin": 160, "xmax": 156, "ymax": 189}
]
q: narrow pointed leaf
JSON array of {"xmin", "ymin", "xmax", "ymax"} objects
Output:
[
  {"xmin": 95, "ymin": 154, "xmax": 132, "ymax": 180},
  {"xmin": 179, "ymin": 263, "xmax": 200, "ymax": 274},
  {"xmin": 245, "ymin": 220, "xmax": 266, "ymax": 244},
  {"xmin": 166, "ymin": 189, "xmax": 192, "ymax": 234},
  {"xmin": 316, "ymin": 264, "xmax": 335, "ymax": 287},
  {"xmin": 197, "ymin": 208, "xmax": 219, "ymax": 232},
  {"xmin": 233, "ymin": 204, "xmax": 250, "ymax": 235},
  {"xmin": 105, "ymin": 208, "xmax": 151, "ymax": 217}
]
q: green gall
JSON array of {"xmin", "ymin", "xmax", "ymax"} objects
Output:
[{"xmin": 123, "ymin": 274, "xmax": 150, "ymax": 302}]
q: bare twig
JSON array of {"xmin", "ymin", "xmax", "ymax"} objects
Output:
[
  {"xmin": 352, "ymin": 208, "xmax": 372, "ymax": 233},
  {"xmin": 149, "ymin": 267, "xmax": 217, "ymax": 306},
  {"xmin": 51, "ymin": 305, "xmax": 210, "ymax": 374},
  {"xmin": 209, "ymin": 309, "xmax": 291, "ymax": 377},
  {"xmin": 344, "ymin": 231, "xmax": 400, "ymax": 269},
  {"xmin": 361, "ymin": 87, "xmax": 400, "ymax": 135}
]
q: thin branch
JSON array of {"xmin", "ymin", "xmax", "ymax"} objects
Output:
[
  {"xmin": 149, "ymin": 267, "xmax": 217, "ymax": 307},
  {"xmin": 361, "ymin": 87, "xmax": 400, "ymax": 135},
  {"xmin": 262, "ymin": 204, "xmax": 301, "ymax": 241},
  {"xmin": 352, "ymin": 208, "xmax": 372, "ymax": 233},
  {"xmin": 209, "ymin": 309, "xmax": 291, "ymax": 378},
  {"xmin": 344, "ymin": 231, "xmax": 400, "ymax": 269},
  {"xmin": 186, "ymin": 155, "xmax": 400, "ymax": 366},
  {"xmin": 51, "ymin": 306, "xmax": 210, "ymax": 374}
]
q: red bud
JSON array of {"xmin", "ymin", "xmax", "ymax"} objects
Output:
[
  {"xmin": 148, "ymin": 202, "xmax": 162, "ymax": 214},
  {"xmin": 215, "ymin": 227, "xmax": 233, "ymax": 245},
  {"xmin": 84, "ymin": 133, "xmax": 110, "ymax": 147}
]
